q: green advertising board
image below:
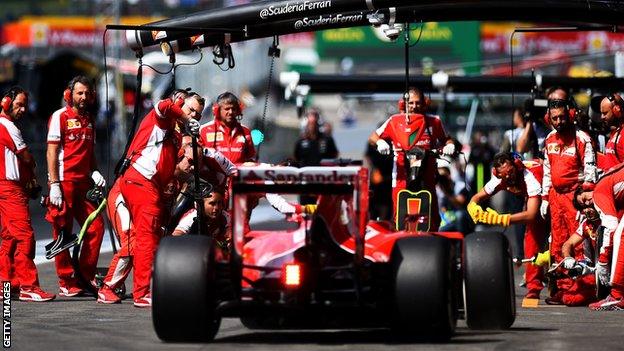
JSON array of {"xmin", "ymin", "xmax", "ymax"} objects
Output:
[{"xmin": 316, "ymin": 21, "xmax": 481, "ymax": 74}]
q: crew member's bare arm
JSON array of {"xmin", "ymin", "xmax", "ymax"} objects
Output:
[
  {"xmin": 47, "ymin": 143, "xmax": 60, "ymax": 182},
  {"xmin": 509, "ymin": 196, "xmax": 540, "ymax": 224}
]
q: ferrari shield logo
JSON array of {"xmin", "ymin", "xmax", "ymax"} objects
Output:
[{"xmin": 395, "ymin": 189, "xmax": 432, "ymax": 232}]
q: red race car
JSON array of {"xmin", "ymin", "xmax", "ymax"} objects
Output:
[{"xmin": 152, "ymin": 162, "xmax": 515, "ymax": 342}]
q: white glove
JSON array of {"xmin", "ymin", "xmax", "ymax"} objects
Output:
[
  {"xmin": 562, "ymin": 256, "xmax": 577, "ymax": 270},
  {"xmin": 49, "ymin": 183, "xmax": 63, "ymax": 208},
  {"xmin": 597, "ymin": 262, "xmax": 611, "ymax": 286},
  {"xmin": 540, "ymin": 200, "xmax": 549, "ymax": 219},
  {"xmin": 376, "ymin": 139, "xmax": 391, "ymax": 155},
  {"xmin": 90, "ymin": 170, "xmax": 106, "ymax": 188},
  {"xmin": 442, "ymin": 143, "xmax": 456, "ymax": 156},
  {"xmin": 186, "ymin": 118, "xmax": 200, "ymax": 136}
]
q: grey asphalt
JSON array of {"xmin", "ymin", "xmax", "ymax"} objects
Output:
[
  {"xmin": 5, "ymin": 248, "xmax": 624, "ymax": 351},
  {"xmin": 5, "ymin": 202, "xmax": 622, "ymax": 350}
]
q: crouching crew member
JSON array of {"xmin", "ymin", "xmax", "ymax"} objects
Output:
[
  {"xmin": 552, "ymin": 192, "xmax": 601, "ymax": 306},
  {"xmin": 573, "ymin": 165, "xmax": 624, "ymax": 310},
  {"xmin": 468, "ymin": 152, "xmax": 546, "ymax": 299}
]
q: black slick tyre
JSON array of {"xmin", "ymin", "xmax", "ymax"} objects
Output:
[{"xmin": 152, "ymin": 235, "xmax": 221, "ymax": 342}]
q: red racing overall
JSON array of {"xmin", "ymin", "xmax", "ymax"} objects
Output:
[
  {"xmin": 375, "ymin": 113, "xmax": 451, "ymax": 231},
  {"xmin": 120, "ymin": 99, "xmax": 183, "ymax": 301},
  {"xmin": 483, "ymin": 160, "xmax": 546, "ymax": 296},
  {"xmin": 47, "ymin": 106, "xmax": 104, "ymax": 291}
]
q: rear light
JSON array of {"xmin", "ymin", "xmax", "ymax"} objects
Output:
[{"xmin": 283, "ymin": 264, "xmax": 301, "ymax": 287}]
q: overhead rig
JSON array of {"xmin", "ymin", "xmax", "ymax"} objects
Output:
[
  {"xmin": 280, "ymin": 72, "xmax": 624, "ymax": 95},
  {"xmin": 107, "ymin": 0, "xmax": 624, "ymax": 57}
]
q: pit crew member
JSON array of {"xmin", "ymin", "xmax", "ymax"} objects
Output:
[
  {"xmin": 368, "ymin": 86, "xmax": 455, "ymax": 231},
  {"xmin": 552, "ymin": 192, "xmax": 600, "ymax": 306},
  {"xmin": 118, "ymin": 93, "xmax": 202, "ymax": 307},
  {"xmin": 0, "ymin": 86, "xmax": 55, "ymax": 301},
  {"xmin": 97, "ymin": 135, "xmax": 229, "ymax": 304},
  {"xmin": 572, "ymin": 165, "xmax": 624, "ymax": 310},
  {"xmin": 593, "ymin": 93, "xmax": 624, "ymax": 170},
  {"xmin": 199, "ymin": 92, "xmax": 255, "ymax": 164},
  {"xmin": 468, "ymin": 152, "xmax": 546, "ymax": 299},
  {"xmin": 172, "ymin": 186, "xmax": 229, "ymax": 244},
  {"xmin": 540, "ymin": 99, "xmax": 597, "ymax": 297},
  {"xmin": 46, "ymin": 76, "xmax": 105, "ymax": 297}
]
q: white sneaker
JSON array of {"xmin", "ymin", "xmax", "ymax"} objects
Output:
[
  {"xmin": 133, "ymin": 293, "xmax": 152, "ymax": 308},
  {"xmin": 59, "ymin": 286, "xmax": 83, "ymax": 297},
  {"xmin": 19, "ymin": 287, "xmax": 56, "ymax": 302}
]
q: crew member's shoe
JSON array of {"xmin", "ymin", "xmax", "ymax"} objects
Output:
[
  {"xmin": 133, "ymin": 293, "xmax": 152, "ymax": 308},
  {"xmin": 589, "ymin": 295, "xmax": 624, "ymax": 311},
  {"xmin": 19, "ymin": 287, "xmax": 56, "ymax": 302},
  {"xmin": 59, "ymin": 286, "xmax": 83, "ymax": 297},
  {"xmin": 524, "ymin": 290, "xmax": 540, "ymax": 299},
  {"xmin": 545, "ymin": 291, "xmax": 564, "ymax": 305},
  {"xmin": 97, "ymin": 285, "xmax": 121, "ymax": 304}
]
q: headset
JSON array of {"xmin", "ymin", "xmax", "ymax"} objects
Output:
[
  {"xmin": 212, "ymin": 91, "xmax": 245, "ymax": 119},
  {"xmin": 607, "ymin": 93, "xmax": 623, "ymax": 119},
  {"xmin": 63, "ymin": 76, "xmax": 95, "ymax": 107},
  {"xmin": 1, "ymin": 86, "xmax": 28, "ymax": 113},
  {"xmin": 492, "ymin": 152, "xmax": 524, "ymax": 179},
  {"xmin": 544, "ymin": 98, "xmax": 576, "ymax": 126}
]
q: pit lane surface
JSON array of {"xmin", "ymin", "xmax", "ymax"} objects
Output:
[
  {"xmin": 9, "ymin": 203, "xmax": 622, "ymax": 350},
  {"xmin": 7, "ymin": 250, "xmax": 623, "ymax": 351}
]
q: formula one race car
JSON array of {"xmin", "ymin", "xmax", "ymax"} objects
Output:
[{"xmin": 151, "ymin": 162, "xmax": 515, "ymax": 342}]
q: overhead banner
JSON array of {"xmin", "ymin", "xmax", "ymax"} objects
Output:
[
  {"xmin": 481, "ymin": 22, "xmax": 624, "ymax": 56},
  {"xmin": 315, "ymin": 22, "xmax": 481, "ymax": 74},
  {"xmin": 1, "ymin": 16, "xmax": 163, "ymax": 48}
]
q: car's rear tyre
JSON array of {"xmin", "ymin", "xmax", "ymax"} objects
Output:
[
  {"xmin": 390, "ymin": 236, "xmax": 456, "ymax": 340},
  {"xmin": 464, "ymin": 231, "xmax": 515, "ymax": 329},
  {"xmin": 153, "ymin": 236, "xmax": 221, "ymax": 342}
]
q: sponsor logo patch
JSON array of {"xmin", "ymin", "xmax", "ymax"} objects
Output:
[
  {"xmin": 204, "ymin": 132, "xmax": 224, "ymax": 142},
  {"xmin": 67, "ymin": 119, "xmax": 81, "ymax": 129}
]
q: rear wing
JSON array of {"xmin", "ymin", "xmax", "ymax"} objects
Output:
[
  {"xmin": 230, "ymin": 164, "xmax": 370, "ymax": 262},
  {"xmin": 233, "ymin": 165, "xmax": 365, "ymax": 194}
]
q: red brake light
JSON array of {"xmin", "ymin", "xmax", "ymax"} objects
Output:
[{"xmin": 283, "ymin": 264, "xmax": 301, "ymax": 287}]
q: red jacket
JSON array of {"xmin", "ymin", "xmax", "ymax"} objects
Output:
[
  {"xmin": 375, "ymin": 113, "xmax": 451, "ymax": 185},
  {"xmin": 593, "ymin": 164, "xmax": 624, "ymax": 261},
  {"xmin": 125, "ymin": 99, "xmax": 184, "ymax": 188},
  {"xmin": 542, "ymin": 129, "xmax": 596, "ymax": 197},
  {"xmin": 199, "ymin": 120, "xmax": 256, "ymax": 164},
  {"xmin": 603, "ymin": 126, "xmax": 624, "ymax": 171}
]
